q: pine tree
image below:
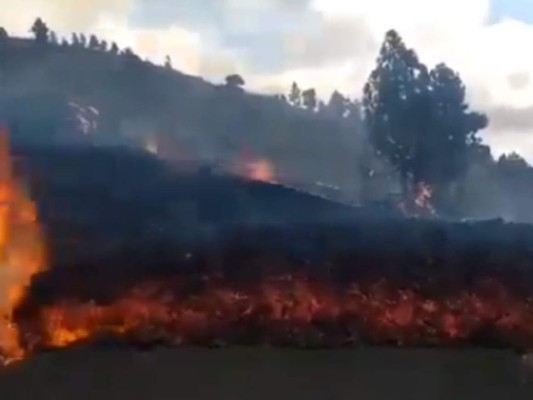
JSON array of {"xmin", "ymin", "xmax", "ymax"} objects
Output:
[
  {"xmin": 363, "ymin": 29, "xmax": 430, "ymax": 195},
  {"xmin": 30, "ymin": 18, "xmax": 49, "ymax": 44},
  {"xmin": 288, "ymin": 82, "xmax": 301, "ymax": 107}
]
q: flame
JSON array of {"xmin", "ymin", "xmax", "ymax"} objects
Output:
[
  {"xmin": 10, "ymin": 275, "xmax": 533, "ymax": 356},
  {"xmin": 245, "ymin": 159, "xmax": 276, "ymax": 183},
  {"xmin": 0, "ymin": 128, "xmax": 46, "ymax": 364},
  {"xmin": 231, "ymin": 157, "xmax": 276, "ymax": 183}
]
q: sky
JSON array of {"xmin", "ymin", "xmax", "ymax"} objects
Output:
[{"xmin": 1, "ymin": 0, "xmax": 533, "ymax": 161}]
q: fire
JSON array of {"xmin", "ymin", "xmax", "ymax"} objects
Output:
[
  {"xmin": 11, "ymin": 275, "xmax": 533, "ymax": 356},
  {"xmin": 0, "ymin": 128, "xmax": 46, "ymax": 364},
  {"xmin": 232, "ymin": 158, "xmax": 276, "ymax": 183},
  {"xmin": 245, "ymin": 159, "xmax": 276, "ymax": 183}
]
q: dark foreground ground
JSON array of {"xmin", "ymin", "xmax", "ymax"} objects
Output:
[{"xmin": 0, "ymin": 347, "xmax": 532, "ymax": 400}]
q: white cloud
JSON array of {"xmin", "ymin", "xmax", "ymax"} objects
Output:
[{"xmin": 0, "ymin": 0, "xmax": 132, "ymax": 35}]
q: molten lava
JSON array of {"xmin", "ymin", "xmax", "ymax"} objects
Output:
[
  {"xmin": 0, "ymin": 128, "xmax": 46, "ymax": 364},
  {"xmin": 12, "ymin": 275, "xmax": 533, "ymax": 356}
]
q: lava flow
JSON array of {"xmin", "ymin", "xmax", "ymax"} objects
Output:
[
  {"xmin": 10, "ymin": 274, "xmax": 533, "ymax": 357},
  {"xmin": 0, "ymin": 127, "xmax": 46, "ymax": 364}
]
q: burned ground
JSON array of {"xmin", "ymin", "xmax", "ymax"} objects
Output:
[{"xmin": 0, "ymin": 145, "xmax": 531, "ymax": 356}]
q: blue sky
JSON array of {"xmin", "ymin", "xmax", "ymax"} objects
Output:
[{"xmin": 491, "ymin": 0, "xmax": 533, "ymax": 23}]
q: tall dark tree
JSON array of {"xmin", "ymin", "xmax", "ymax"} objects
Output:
[
  {"xmin": 363, "ymin": 29, "xmax": 488, "ymax": 210},
  {"xmin": 288, "ymin": 82, "xmax": 301, "ymax": 107},
  {"xmin": 363, "ymin": 30, "xmax": 434, "ymax": 195},
  {"xmin": 110, "ymin": 42, "xmax": 119, "ymax": 54},
  {"xmin": 30, "ymin": 18, "xmax": 49, "ymax": 44},
  {"xmin": 302, "ymin": 88, "xmax": 317, "ymax": 111},
  {"xmin": 71, "ymin": 33, "xmax": 80, "ymax": 47},
  {"xmin": 423, "ymin": 63, "xmax": 488, "ymax": 187},
  {"xmin": 328, "ymin": 90, "xmax": 347, "ymax": 118},
  {"xmin": 88, "ymin": 34, "xmax": 100, "ymax": 50}
]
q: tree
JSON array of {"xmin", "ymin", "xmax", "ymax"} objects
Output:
[
  {"xmin": 288, "ymin": 82, "xmax": 301, "ymax": 107},
  {"xmin": 363, "ymin": 30, "xmax": 488, "ymax": 210},
  {"xmin": 88, "ymin": 35, "xmax": 99, "ymax": 50},
  {"xmin": 363, "ymin": 30, "xmax": 434, "ymax": 196},
  {"xmin": 164, "ymin": 55, "xmax": 173, "ymax": 69},
  {"xmin": 225, "ymin": 74, "xmax": 245, "ymax": 88},
  {"xmin": 498, "ymin": 152, "xmax": 528, "ymax": 171},
  {"xmin": 328, "ymin": 90, "xmax": 347, "ymax": 118},
  {"xmin": 110, "ymin": 42, "xmax": 119, "ymax": 54},
  {"xmin": 302, "ymin": 88, "xmax": 317, "ymax": 111},
  {"xmin": 48, "ymin": 31, "xmax": 58, "ymax": 45},
  {"xmin": 121, "ymin": 47, "xmax": 139, "ymax": 62},
  {"xmin": 423, "ymin": 63, "xmax": 488, "ymax": 187},
  {"xmin": 30, "ymin": 18, "xmax": 49, "ymax": 44},
  {"xmin": 71, "ymin": 33, "xmax": 80, "ymax": 47},
  {"xmin": 0, "ymin": 27, "xmax": 8, "ymax": 42},
  {"xmin": 79, "ymin": 34, "xmax": 87, "ymax": 47},
  {"xmin": 99, "ymin": 40, "xmax": 108, "ymax": 52}
]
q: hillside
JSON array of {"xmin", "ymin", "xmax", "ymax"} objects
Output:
[
  {"xmin": 12, "ymin": 144, "xmax": 370, "ymax": 266},
  {"xmin": 0, "ymin": 36, "xmax": 373, "ymax": 204}
]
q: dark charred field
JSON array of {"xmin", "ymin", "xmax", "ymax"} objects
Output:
[{"xmin": 0, "ymin": 347, "xmax": 532, "ymax": 400}]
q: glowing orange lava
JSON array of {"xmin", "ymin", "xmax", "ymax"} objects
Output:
[
  {"xmin": 14, "ymin": 275, "xmax": 533, "ymax": 355},
  {"xmin": 0, "ymin": 127, "xmax": 46, "ymax": 364}
]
